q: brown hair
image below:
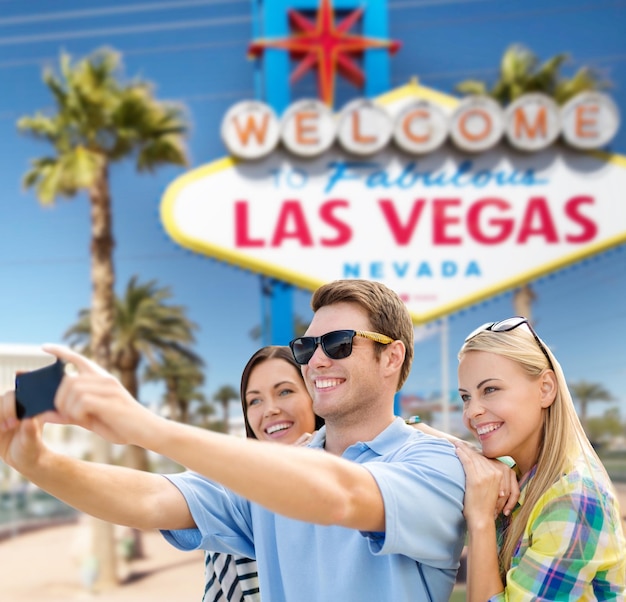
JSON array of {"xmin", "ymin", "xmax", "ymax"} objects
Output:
[
  {"xmin": 311, "ymin": 279, "xmax": 414, "ymax": 390},
  {"xmin": 240, "ymin": 346, "xmax": 324, "ymax": 439}
]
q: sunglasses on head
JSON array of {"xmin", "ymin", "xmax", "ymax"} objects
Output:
[
  {"xmin": 289, "ymin": 329, "xmax": 394, "ymax": 365},
  {"xmin": 464, "ymin": 316, "xmax": 554, "ymax": 370}
]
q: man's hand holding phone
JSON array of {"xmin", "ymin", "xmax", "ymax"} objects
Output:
[
  {"xmin": 15, "ymin": 360, "xmax": 67, "ymax": 419},
  {"xmin": 1, "ymin": 344, "xmax": 161, "ymax": 453}
]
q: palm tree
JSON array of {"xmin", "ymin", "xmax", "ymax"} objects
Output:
[
  {"xmin": 455, "ymin": 43, "xmax": 610, "ymax": 105},
  {"xmin": 65, "ymin": 275, "xmax": 202, "ymax": 467},
  {"xmin": 18, "ymin": 47, "xmax": 188, "ymax": 588},
  {"xmin": 190, "ymin": 398, "xmax": 217, "ymax": 429},
  {"xmin": 19, "ymin": 47, "xmax": 188, "ymax": 375},
  {"xmin": 213, "ymin": 385, "xmax": 239, "ymax": 434},
  {"xmin": 144, "ymin": 349, "xmax": 208, "ymax": 424},
  {"xmin": 456, "ymin": 44, "xmax": 611, "ymax": 319},
  {"xmin": 65, "ymin": 276, "xmax": 201, "ymax": 560},
  {"xmin": 569, "ymin": 380, "xmax": 613, "ymax": 433}
]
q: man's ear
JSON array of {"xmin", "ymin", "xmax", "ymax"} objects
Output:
[
  {"xmin": 539, "ymin": 370, "xmax": 557, "ymax": 408},
  {"xmin": 383, "ymin": 340, "xmax": 405, "ymax": 374}
]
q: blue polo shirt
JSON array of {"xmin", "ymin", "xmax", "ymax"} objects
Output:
[{"xmin": 161, "ymin": 417, "xmax": 466, "ymax": 602}]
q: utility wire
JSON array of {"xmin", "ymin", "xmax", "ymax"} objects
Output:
[
  {"xmin": 392, "ymin": 1, "xmax": 626, "ymax": 29},
  {"xmin": 0, "ymin": 1, "xmax": 623, "ymax": 47},
  {"xmin": 3, "ymin": 47, "xmax": 626, "ymax": 120},
  {"xmin": 0, "ymin": 14, "xmax": 251, "ymax": 47},
  {"xmin": 389, "ymin": 0, "xmax": 508, "ymax": 7},
  {"xmin": 0, "ymin": 39, "xmax": 249, "ymax": 70},
  {"xmin": 0, "ymin": 0, "xmax": 247, "ymax": 27},
  {"xmin": 0, "ymin": 0, "xmax": 527, "ymax": 29}
]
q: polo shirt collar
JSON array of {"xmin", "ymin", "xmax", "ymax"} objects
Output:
[{"xmin": 308, "ymin": 417, "xmax": 410, "ymax": 456}]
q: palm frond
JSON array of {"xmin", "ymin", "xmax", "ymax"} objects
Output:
[
  {"xmin": 17, "ymin": 46, "xmax": 189, "ymax": 206},
  {"xmin": 454, "ymin": 44, "xmax": 612, "ymax": 107},
  {"xmin": 454, "ymin": 80, "xmax": 488, "ymax": 97}
]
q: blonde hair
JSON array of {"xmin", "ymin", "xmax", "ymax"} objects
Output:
[{"xmin": 459, "ymin": 324, "xmax": 622, "ymax": 577}]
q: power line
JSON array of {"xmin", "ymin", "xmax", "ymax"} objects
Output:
[
  {"xmin": 0, "ymin": 14, "xmax": 251, "ymax": 47},
  {"xmin": 0, "ymin": 0, "xmax": 247, "ymax": 27},
  {"xmin": 2, "ymin": 40, "xmax": 625, "ymax": 78},
  {"xmin": 389, "ymin": 0, "xmax": 503, "ymax": 7},
  {"xmin": 392, "ymin": 1, "xmax": 626, "ymax": 29},
  {"xmin": 4, "ymin": 47, "xmax": 626, "ymax": 120},
  {"xmin": 0, "ymin": 39, "xmax": 249, "ymax": 70},
  {"xmin": 0, "ymin": 1, "xmax": 622, "ymax": 48},
  {"xmin": 393, "ymin": 51, "xmax": 626, "ymax": 83},
  {"xmin": 173, "ymin": 89, "xmax": 254, "ymax": 102}
]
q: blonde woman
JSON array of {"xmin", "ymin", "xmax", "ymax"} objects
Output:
[{"xmin": 455, "ymin": 317, "xmax": 625, "ymax": 601}]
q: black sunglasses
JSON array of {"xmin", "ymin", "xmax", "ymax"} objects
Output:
[
  {"xmin": 465, "ymin": 316, "xmax": 554, "ymax": 370},
  {"xmin": 289, "ymin": 329, "xmax": 394, "ymax": 365}
]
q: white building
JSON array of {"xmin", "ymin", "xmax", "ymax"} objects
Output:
[
  {"xmin": 0, "ymin": 343, "xmax": 92, "ymax": 490},
  {"xmin": 0, "ymin": 343, "xmax": 55, "ymax": 393}
]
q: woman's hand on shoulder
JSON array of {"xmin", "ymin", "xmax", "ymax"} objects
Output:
[{"xmin": 454, "ymin": 442, "xmax": 519, "ymax": 522}]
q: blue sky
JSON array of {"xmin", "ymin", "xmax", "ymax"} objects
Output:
[{"xmin": 0, "ymin": 0, "xmax": 625, "ymax": 426}]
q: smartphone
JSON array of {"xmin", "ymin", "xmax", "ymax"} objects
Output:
[{"xmin": 15, "ymin": 360, "xmax": 66, "ymax": 419}]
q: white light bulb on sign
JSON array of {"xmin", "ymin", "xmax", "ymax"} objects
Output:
[
  {"xmin": 505, "ymin": 93, "xmax": 561, "ymax": 152},
  {"xmin": 280, "ymin": 99, "xmax": 336, "ymax": 157},
  {"xmin": 560, "ymin": 91, "xmax": 620, "ymax": 150},
  {"xmin": 449, "ymin": 96, "xmax": 504, "ymax": 153},
  {"xmin": 221, "ymin": 101, "xmax": 280, "ymax": 160},
  {"xmin": 336, "ymin": 98, "xmax": 393, "ymax": 156},
  {"xmin": 393, "ymin": 99, "xmax": 449, "ymax": 154}
]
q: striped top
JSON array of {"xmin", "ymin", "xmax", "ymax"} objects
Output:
[
  {"xmin": 203, "ymin": 552, "xmax": 261, "ymax": 602},
  {"xmin": 490, "ymin": 457, "xmax": 626, "ymax": 601}
]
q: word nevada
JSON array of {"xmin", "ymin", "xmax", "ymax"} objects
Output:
[{"xmin": 221, "ymin": 92, "xmax": 620, "ymax": 159}]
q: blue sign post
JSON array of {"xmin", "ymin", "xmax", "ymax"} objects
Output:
[{"xmin": 251, "ymin": 0, "xmax": 397, "ymax": 347}]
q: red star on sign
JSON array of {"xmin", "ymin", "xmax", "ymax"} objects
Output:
[{"xmin": 248, "ymin": 0, "xmax": 401, "ymax": 106}]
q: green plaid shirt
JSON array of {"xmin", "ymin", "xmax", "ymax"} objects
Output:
[{"xmin": 490, "ymin": 456, "xmax": 626, "ymax": 601}]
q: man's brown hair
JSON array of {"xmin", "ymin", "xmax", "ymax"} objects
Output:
[{"xmin": 311, "ymin": 279, "xmax": 414, "ymax": 390}]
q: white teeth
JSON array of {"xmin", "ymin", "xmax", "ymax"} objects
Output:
[
  {"xmin": 476, "ymin": 423, "xmax": 501, "ymax": 436},
  {"xmin": 316, "ymin": 379, "xmax": 341, "ymax": 389},
  {"xmin": 266, "ymin": 422, "xmax": 291, "ymax": 435}
]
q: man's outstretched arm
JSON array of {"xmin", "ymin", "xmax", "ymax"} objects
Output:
[
  {"xmin": 16, "ymin": 345, "xmax": 388, "ymax": 532},
  {"xmin": 0, "ymin": 410, "xmax": 194, "ymax": 530}
]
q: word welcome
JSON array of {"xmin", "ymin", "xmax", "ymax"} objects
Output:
[{"xmin": 221, "ymin": 92, "xmax": 620, "ymax": 160}]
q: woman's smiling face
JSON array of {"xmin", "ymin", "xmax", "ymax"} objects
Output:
[
  {"xmin": 245, "ymin": 358, "xmax": 316, "ymax": 444},
  {"xmin": 458, "ymin": 350, "xmax": 554, "ymax": 475}
]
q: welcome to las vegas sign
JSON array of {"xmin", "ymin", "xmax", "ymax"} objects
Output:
[{"xmin": 160, "ymin": 82, "xmax": 626, "ymax": 324}]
